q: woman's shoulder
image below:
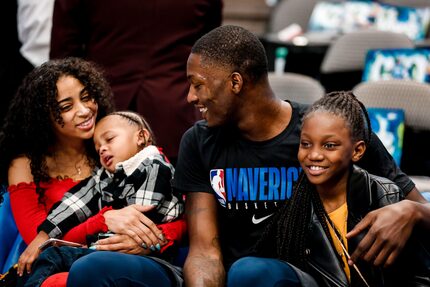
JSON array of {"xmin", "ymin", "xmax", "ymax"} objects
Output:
[{"xmin": 8, "ymin": 155, "xmax": 33, "ymax": 185}]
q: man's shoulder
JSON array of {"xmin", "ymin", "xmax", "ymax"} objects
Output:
[
  {"xmin": 279, "ymin": 100, "xmax": 308, "ymax": 136},
  {"xmin": 288, "ymin": 100, "xmax": 309, "ymax": 118}
]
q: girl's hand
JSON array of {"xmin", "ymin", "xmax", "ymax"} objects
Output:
[
  {"xmin": 103, "ymin": 204, "xmax": 165, "ymax": 247},
  {"xmin": 94, "ymin": 233, "xmax": 168, "ymax": 255},
  {"xmin": 17, "ymin": 232, "xmax": 49, "ymax": 276}
]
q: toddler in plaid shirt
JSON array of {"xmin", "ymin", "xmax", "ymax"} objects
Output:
[{"xmin": 22, "ymin": 111, "xmax": 184, "ymax": 287}]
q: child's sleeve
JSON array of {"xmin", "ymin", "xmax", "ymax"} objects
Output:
[
  {"xmin": 129, "ymin": 155, "xmax": 184, "ymax": 223},
  {"xmin": 61, "ymin": 206, "xmax": 111, "ymax": 244},
  {"xmin": 157, "ymin": 217, "xmax": 187, "ymax": 253},
  {"xmin": 152, "ymin": 161, "xmax": 184, "ymax": 222},
  {"xmin": 38, "ymin": 176, "xmax": 102, "ymax": 238}
]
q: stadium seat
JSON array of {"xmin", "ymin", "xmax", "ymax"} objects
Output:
[
  {"xmin": 353, "ymin": 80, "xmax": 430, "ymax": 193},
  {"xmin": 268, "ymin": 72, "xmax": 325, "ymax": 104}
]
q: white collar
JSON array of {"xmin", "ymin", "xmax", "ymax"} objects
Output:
[{"xmin": 116, "ymin": 145, "xmax": 160, "ymax": 176}]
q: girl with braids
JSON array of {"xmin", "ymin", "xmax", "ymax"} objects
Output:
[
  {"xmin": 259, "ymin": 91, "xmax": 430, "ymax": 287},
  {"xmin": 23, "ymin": 111, "xmax": 184, "ymax": 287}
]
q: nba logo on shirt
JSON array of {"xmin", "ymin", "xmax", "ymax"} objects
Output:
[{"xmin": 210, "ymin": 169, "xmax": 227, "ymax": 207}]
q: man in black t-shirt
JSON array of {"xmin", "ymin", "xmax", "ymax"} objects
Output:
[{"xmin": 173, "ymin": 25, "xmax": 430, "ymax": 287}]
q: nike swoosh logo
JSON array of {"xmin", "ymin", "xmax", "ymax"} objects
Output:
[{"xmin": 252, "ymin": 213, "xmax": 274, "ymax": 224}]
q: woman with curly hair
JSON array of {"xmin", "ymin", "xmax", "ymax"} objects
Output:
[
  {"xmin": 0, "ymin": 57, "xmax": 114, "ymax": 272},
  {"xmin": 0, "ymin": 58, "xmax": 187, "ymax": 287},
  {"xmin": 0, "ymin": 57, "xmax": 114, "ymax": 190}
]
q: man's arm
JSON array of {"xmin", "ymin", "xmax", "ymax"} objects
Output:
[
  {"xmin": 347, "ymin": 187, "xmax": 430, "ymax": 267},
  {"xmin": 184, "ymin": 192, "xmax": 225, "ymax": 287}
]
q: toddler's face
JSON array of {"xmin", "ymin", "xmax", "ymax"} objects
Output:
[{"xmin": 93, "ymin": 115, "xmax": 143, "ymax": 173}]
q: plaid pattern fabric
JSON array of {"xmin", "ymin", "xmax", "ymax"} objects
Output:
[{"xmin": 38, "ymin": 146, "xmax": 183, "ymax": 238}]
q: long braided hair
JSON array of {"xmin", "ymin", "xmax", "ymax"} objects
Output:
[{"xmin": 257, "ymin": 91, "xmax": 372, "ymax": 269}]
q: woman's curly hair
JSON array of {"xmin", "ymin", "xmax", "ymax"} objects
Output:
[{"xmin": 0, "ymin": 57, "xmax": 115, "ymax": 192}]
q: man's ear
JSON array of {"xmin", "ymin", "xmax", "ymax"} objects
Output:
[
  {"xmin": 351, "ymin": 140, "xmax": 366, "ymax": 163},
  {"xmin": 230, "ymin": 72, "xmax": 243, "ymax": 94}
]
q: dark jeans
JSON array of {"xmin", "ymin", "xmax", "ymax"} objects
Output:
[
  {"xmin": 23, "ymin": 246, "xmax": 94, "ymax": 287},
  {"xmin": 227, "ymin": 257, "xmax": 302, "ymax": 287},
  {"xmin": 67, "ymin": 251, "xmax": 181, "ymax": 286}
]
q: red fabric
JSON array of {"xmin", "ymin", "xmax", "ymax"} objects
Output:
[
  {"xmin": 62, "ymin": 207, "xmax": 111, "ymax": 243},
  {"xmin": 9, "ymin": 177, "xmax": 185, "ymax": 249},
  {"xmin": 158, "ymin": 217, "xmax": 187, "ymax": 253},
  {"xmin": 41, "ymin": 272, "xmax": 68, "ymax": 287},
  {"xmin": 8, "ymin": 179, "xmax": 78, "ymax": 244},
  {"xmin": 8, "ymin": 179, "xmax": 109, "ymax": 245}
]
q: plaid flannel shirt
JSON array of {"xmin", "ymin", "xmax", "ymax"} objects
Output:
[{"xmin": 38, "ymin": 145, "xmax": 183, "ymax": 238}]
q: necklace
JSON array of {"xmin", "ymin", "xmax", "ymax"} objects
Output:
[
  {"xmin": 52, "ymin": 152, "xmax": 88, "ymax": 180},
  {"xmin": 325, "ymin": 213, "xmax": 370, "ymax": 287},
  {"xmin": 76, "ymin": 165, "xmax": 82, "ymax": 176}
]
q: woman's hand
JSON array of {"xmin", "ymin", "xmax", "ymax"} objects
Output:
[
  {"xmin": 94, "ymin": 233, "xmax": 168, "ymax": 255},
  {"xmin": 17, "ymin": 232, "xmax": 49, "ymax": 276},
  {"xmin": 103, "ymin": 204, "xmax": 165, "ymax": 247}
]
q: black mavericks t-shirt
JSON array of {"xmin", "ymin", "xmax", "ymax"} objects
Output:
[{"xmin": 173, "ymin": 101, "xmax": 414, "ymax": 269}]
